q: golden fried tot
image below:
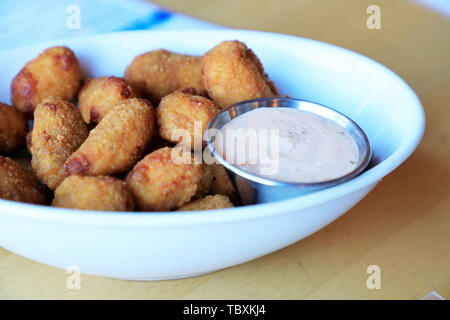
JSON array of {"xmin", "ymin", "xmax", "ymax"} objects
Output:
[
  {"xmin": 201, "ymin": 40, "xmax": 279, "ymax": 108},
  {"xmin": 210, "ymin": 164, "xmax": 235, "ymax": 197},
  {"xmin": 124, "ymin": 49, "xmax": 206, "ymax": 103},
  {"xmin": 64, "ymin": 98, "xmax": 155, "ymax": 177},
  {"xmin": 52, "ymin": 175, "xmax": 134, "ymax": 211},
  {"xmin": 126, "ymin": 147, "xmax": 202, "ymax": 211},
  {"xmin": 0, "ymin": 102, "xmax": 28, "ymax": 154},
  {"xmin": 0, "ymin": 156, "xmax": 48, "ymax": 204},
  {"xmin": 156, "ymin": 88, "xmax": 220, "ymax": 149},
  {"xmin": 11, "ymin": 46, "xmax": 81, "ymax": 118},
  {"xmin": 30, "ymin": 98, "xmax": 89, "ymax": 190},
  {"xmin": 195, "ymin": 163, "xmax": 214, "ymax": 198},
  {"xmin": 78, "ymin": 76, "xmax": 140, "ymax": 125},
  {"xmin": 177, "ymin": 195, "xmax": 234, "ymax": 211}
]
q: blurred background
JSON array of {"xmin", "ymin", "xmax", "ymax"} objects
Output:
[
  {"xmin": 1, "ymin": 0, "xmax": 449, "ymax": 299},
  {"xmin": 1, "ymin": 0, "xmax": 447, "ymax": 124}
]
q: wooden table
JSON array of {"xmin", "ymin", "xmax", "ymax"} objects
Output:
[{"xmin": 1, "ymin": 0, "xmax": 449, "ymax": 299}]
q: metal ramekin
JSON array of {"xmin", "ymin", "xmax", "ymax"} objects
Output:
[{"xmin": 205, "ymin": 97, "xmax": 372, "ymax": 204}]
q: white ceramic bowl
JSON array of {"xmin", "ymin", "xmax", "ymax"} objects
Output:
[{"xmin": 0, "ymin": 30, "xmax": 424, "ymax": 280}]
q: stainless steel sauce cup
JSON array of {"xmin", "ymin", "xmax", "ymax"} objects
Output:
[{"xmin": 205, "ymin": 97, "xmax": 372, "ymax": 204}]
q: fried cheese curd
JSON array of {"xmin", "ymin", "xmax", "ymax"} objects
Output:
[
  {"xmin": 177, "ymin": 194, "xmax": 234, "ymax": 211},
  {"xmin": 156, "ymin": 88, "xmax": 220, "ymax": 149},
  {"xmin": 201, "ymin": 40, "xmax": 279, "ymax": 108},
  {"xmin": 30, "ymin": 98, "xmax": 89, "ymax": 190},
  {"xmin": 53, "ymin": 175, "xmax": 134, "ymax": 211},
  {"xmin": 64, "ymin": 98, "xmax": 155, "ymax": 176},
  {"xmin": 78, "ymin": 76, "xmax": 140, "ymax": 125},
  {"xmin": 126, "ymin": 147, "xmax": 203, "ymax": 211},
  {"xmin": 11, "ymin": 46, "xmax": 81, "ymax": 118},
  {"xmin": 195, "ymin": 162, "xmax": 214, "ymax": 198},
  {"xmin": 124, "ymin": 49, "xmax": 206, "ymax": 103},
  {"xmin": 210, "ymin": 164, "xmax": 235, "ymax": 197},
  {"xmin": 0, "ymin": 102, "xmax": 28, "ymax": 154},
  {"xmin": 2, "ymin": 43, "xmax": 286, "ymax": 212},
  {"xmin": 0, "ymin": 156, "xmax": 47, "ymax": 204}
]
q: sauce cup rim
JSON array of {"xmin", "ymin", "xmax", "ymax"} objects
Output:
[{"xmin": 205, "ymin": 97, "xmax": 372, "ymax": 188}]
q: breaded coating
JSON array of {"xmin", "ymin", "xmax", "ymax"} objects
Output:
[
  {"xmin": 177, "ymin": 194, "xmax": 234, "ymax": 211},
  {"xmin": 126, "ymin": 147, "xmax": 202, "ymax": 211},
  {"xmin": 30, "ymin": 98, "xmax": 89, "ymax": 190},
  {"xmin": 124, "ymin": 49, "xmax": 206, "ymax": 103},
  {"xmin": 64, "ymin": 98, "xmax": 155, "ymax": 176},
  {"xmin": 53, "ymin": 175, "xmax": 134, "ymax": 211},
  {"xmin": 195, "ymin": 163, "xmax": 214, "ymax": 198},
  {"xmin": 157, "ymin": 88, "xmax": 220, "ymax": 149},
  {"xmin": 78, "ymin": 76, "xmax": 140, "ymax": 125},
  {"xmin": 11, "ymin": 46, "xmax": 81, "ymax": 118},
  {"xmin": 201, "ymin": 40, "xmax": 279, "ymax": 108},
  {"xmin": 210, "ymin": 164, "xmax": 235, "ymax": 197},
  {"xmin": 0, "ymin": 102, "xmax": 28, "ymax": 154},
  {"xmin": 0, "ymin": 156, "xmax": 48, "ymax": 204}
]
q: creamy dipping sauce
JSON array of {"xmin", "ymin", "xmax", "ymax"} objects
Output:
[{"xmin": 218, "ymin": 107, "xmax": 359, "ymax": 183}]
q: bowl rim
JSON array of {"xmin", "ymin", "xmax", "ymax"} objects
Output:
[{"xmin": 0, "ymin": 29, "xmax": 425, "ymax": 226}]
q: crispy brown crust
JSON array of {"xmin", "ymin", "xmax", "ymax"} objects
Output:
[
  {"xmin": 210, "ymin": 164, "xmax": 235, "ymax": 197},
  {"xmin": 10, "ymin": 69, "xmax": 37, "ymax": 117},
  {"xmin": 201, "ymin": 40, "xmax": 279, "ymax": 108},
  {"xmin": 156, "ymin": 88, "xmax": 220, "ymax": 149},
  {"xmin": 64, "ymin": 153, "xmax": 91, "ymax": 176},
  {"xmin": 0, "ymin": 156, "xmax": 48, "ymax": 204},
  {"xmin": 52, "ymin": 175, "xmax": 134, "ymax": 211},
  {"xmin": 30, "ymin": 98, "xmax": 89, "ymax": 190},
  {"xmin": 177, "ymin": 194, "xmax": 234, "ymax": 211},
  {"xmin": 0, "ymin": 102, "xmax": 28, "ymax": 154},
  {"xmin": 195, "ymin": 163, "xmax": 214, "ymax": 198},
  {"xmin": 124, "ymin": 49, "xmax": 206, "ymax": 104},
  {"xmin": 11, "ymin": 46, "xmax": 81, "ymax": 118},
  {"xmin": 64, "ymin": 98, "xmax": 155, "ymax": 176},
  {"xmin": 78, "ymin": 76, "xmax": 139, "ymax": 124},
  {"xmin": 126, "ymin": 147, "xmax": 202, "ymax": 211}
]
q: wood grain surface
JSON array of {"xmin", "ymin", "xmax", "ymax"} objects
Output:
[{"xmin": 1, "ymin": 0, "xmax": 449, "ymax": 299}]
